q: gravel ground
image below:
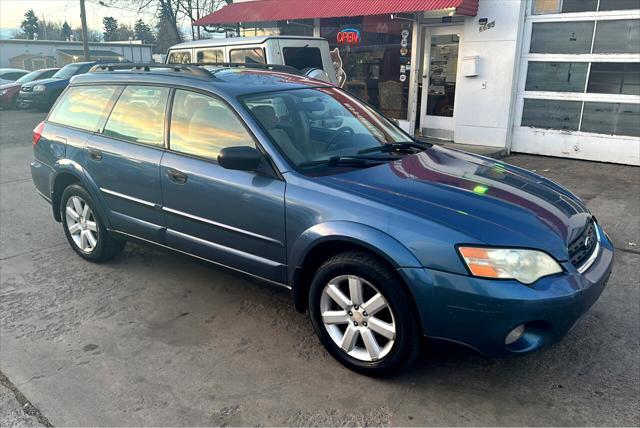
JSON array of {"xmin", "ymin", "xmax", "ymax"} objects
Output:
[{"xmin": 0, "ymin": 109, "xmax": 638, "ymax": 426}]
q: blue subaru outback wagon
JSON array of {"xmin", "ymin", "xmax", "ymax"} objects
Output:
[{"xmin": 30, "ymin": 63, "xmax": 613, "ymax": 376}]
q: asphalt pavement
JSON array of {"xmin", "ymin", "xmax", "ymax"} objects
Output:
[{"xmin": 1, "ymin": 109, "xmax": 638, "ymax": 426}]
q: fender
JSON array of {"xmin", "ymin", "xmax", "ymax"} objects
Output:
[
  {"xmin": 51, "ymin": 159, "xmax": 112, "ymax": 229},
  {"xmin": 288, "ymin": 221, "xmax": 423, "ymax": 311}
]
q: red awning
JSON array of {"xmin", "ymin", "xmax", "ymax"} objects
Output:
[{"xmin": 193, "ymin": 0, "xmax": 478, "ymax": 26}]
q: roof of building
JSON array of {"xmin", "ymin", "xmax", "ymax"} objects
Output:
[
  {"xmin": 194, "ymin": 0, "xmax": 479, "ymax": 25},
  {"xmin": 169, "ymin": 36, "xmax": 325, "ymax": 50},
  {"xmin": 57, "ymin": 49, "xmax": 123, "ymax": 57},
  {"xmin": 0, "ymin": 39, "xmax": 153, "ymax": 47},
  {"xmin": 9, "ymin": 53, "xmax": 55, "ymax": 61}
]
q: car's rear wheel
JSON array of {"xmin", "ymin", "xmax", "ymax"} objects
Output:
[
  {"xmin": 309, "ymin": 251, "xmax": 421, "ymax": 376},
  {"xmin": 60, "ymin": 184, "xmax": 125, "ymax": 262}
]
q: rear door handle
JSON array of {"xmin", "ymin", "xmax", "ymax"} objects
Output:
[
  {"xmin": 87, "ymin": 147, "xmax": 102, "ymax": 161},
  {"xmin": 167, "ymin": 168, "xmax": 188, "ymax": 184}
]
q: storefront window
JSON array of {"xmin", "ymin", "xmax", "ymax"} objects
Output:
[{"xmin": 320, "ymin": 16, "xmax": 412, "ymax": 120}]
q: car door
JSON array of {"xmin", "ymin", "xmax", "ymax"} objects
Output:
[
  {"xmin": 160, "ymin": 89, "xmax": 287, "ymax": 283},
  {"xmin": 83, "ymin": 85, "xmax": 170, "ymax": 242}
]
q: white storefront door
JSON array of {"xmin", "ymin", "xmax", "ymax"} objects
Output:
[{"xmin": 419, "ymin": 25, "xmax": 464, "ymax": 140}]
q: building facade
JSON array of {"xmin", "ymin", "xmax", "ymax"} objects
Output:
[
  {"xmin": 195, "ymin": 0, "xmax": 640, "ymax": 166},
  {"xmin": 0, "ymin": 39, "xmax": 153, "ymax": 70}
]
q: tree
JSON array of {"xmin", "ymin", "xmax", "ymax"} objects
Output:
[
  {"xmin": 116, "ymin": 23, "xmax": 134, "ymax": 41},
  {"xmin": 111, "ymin": 0, "xmax": 230, "ymax": 42},
  {"xmin": 154, "ymin": 8, "xmax": 181, "ymax": 54},
  {"xmin": 20, "ymin": 9, "xmax": 39, "ymax": 40},
  {"xmin": 134, "ymin": 19, "xmax": 156, "ymax": 44},
  {"xmin": 73, "ymin": 27, "xmax": 102, "ymax": 42},
  {"xmin": 103, "ymin": 16, "xmax": 119, "ymax": 41},
  {"xmin": 62, "ymin": 21, "xmax": 72, "ymax": 41}
]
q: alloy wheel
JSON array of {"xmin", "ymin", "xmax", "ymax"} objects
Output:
[
  {"xmin": 320, "ymin": 275, "xmax": 396, "ymax": 362},
  {"xmin": 65, "ymin": 195, "xmax": 98, "ymax": 253}
]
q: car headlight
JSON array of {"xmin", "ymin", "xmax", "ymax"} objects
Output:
[
  {"xmin": 458, "ymin": 247, "xmax": 562, "ymax": 284},
  {"xmin": 33, "ymin": 85, "xmax": 46, "ymax": 92},
  {"xmin": 0, "ymin": 89, "xmax": 7, "ymax": 96}
]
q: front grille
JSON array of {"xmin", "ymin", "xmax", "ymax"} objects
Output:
[{"xmin": 568, "ymin": 220, "xmax": 598, "ymax": 269}]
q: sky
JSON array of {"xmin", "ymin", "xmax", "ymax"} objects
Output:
[{"xmin": 0, "ymin": 0, "xmax": 158, "ymax": 33}]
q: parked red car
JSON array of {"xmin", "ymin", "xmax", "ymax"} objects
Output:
[{"xmin": 0, "ymin": 68, "xmax": 59, "ymax": 109}]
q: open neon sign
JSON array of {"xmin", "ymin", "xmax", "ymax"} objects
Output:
[{"xmin": 337, "ymin": 28, "xmax": 360, "ymax": 45}]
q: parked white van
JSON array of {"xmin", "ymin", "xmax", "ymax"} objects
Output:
[{"xmin": 165, "ymin": 36, "xmax": 338, "ymax": 85}]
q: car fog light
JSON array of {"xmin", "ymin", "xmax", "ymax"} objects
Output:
[{"xmin": 505, "ymin": 324, "xmax": 525, "ymax": 345}]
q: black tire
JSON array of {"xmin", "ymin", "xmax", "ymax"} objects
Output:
[
  {"xmin": 60, "ymin": 184, "xmax": 125, "ymax": 262},
  {"xmin": 309, "ymin": 251, "xmax": 422, "ymax": 377}
]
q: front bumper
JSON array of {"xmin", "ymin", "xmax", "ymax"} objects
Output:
[
  {"xmin": 399, "ymin": 224, "xmax": 614, "ymax": 357},
  {"xmin": 18, "ymin": 91, "xmax": 48, "ymax": 107}
]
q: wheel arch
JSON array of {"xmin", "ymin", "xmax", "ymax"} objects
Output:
[
  {"xmin": 51, "ymin": 160, "xmax": 109, "ymax": 227},
  {"xmin": 288, "ymin": 222, "xmax": 422, "ymax": 313}
]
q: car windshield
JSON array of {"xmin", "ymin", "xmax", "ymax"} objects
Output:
[
  {"xmin": 241, "ymin": 87, "xmax": 416, "ymax": 173},
  {"xmin": 16, "ymin": 70, "xmax": 47, "ymax": 84},
  {"xmin": 52, "ymin": 64, "xmax": 86, "ymax": 79}
]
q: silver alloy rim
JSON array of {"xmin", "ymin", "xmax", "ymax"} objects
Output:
[
  {"xmin": 65, "ymin": 196, "xmax": 98, "ymax": 253},
  {"xmin": 320, "ymin": 275, "xmax": 396, "ymax": 362}
]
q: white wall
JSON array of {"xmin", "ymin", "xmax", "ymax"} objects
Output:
[
  {"xmin": 0, "ymin": 40, "xmax": 153, "ymax": 67},
  {"xmin": 452, "ymin": 0, "xmax": 525, "ymax": 148}
]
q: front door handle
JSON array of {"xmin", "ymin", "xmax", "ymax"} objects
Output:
[
  {"xmin": 87, "ymin": 147, "xmax": 102, "ymax": 161},
  {"xmin": 167, "ymin": 168, "xmax": 188, "ymax": 184}
]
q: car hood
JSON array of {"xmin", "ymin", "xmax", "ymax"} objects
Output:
[
  {"xmin": 0, "ymin": 82, "xmax": 20, "ymax": 91},
  {"xmin": 21, "ymin": 77, "xmax": 68, "ymax": 89},
  {"xmin": 319, "ymin": 146, "xmax": 591, "ymax": 261}
]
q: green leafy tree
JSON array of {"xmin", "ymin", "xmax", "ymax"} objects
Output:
[
  {"xmin": 20, "ymin": 9, "xmax": 40, "ymax": 40},
  {"xmin": 134, "ymin": 19, "xmax": 155, "ymax": 44},
  {"xmin": 61, "ymin": 21, "xmax": 72, "ymax": 41},
  {"xmin": 103, "ymin": 16, "xmax": 119, "ymax": 41}
]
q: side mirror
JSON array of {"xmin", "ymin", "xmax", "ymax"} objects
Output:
[{"xmin": 218, "ymin": 146, "xmax": 261, "ymax": 171}]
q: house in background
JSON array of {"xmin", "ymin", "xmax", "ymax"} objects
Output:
[{"xmin": 0, "ymin": 39, "xmax": 153, "ymax": 70}]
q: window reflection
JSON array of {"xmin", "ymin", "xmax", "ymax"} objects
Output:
[
  {"xmin": 103, "ymin": 85, "xmax": 169, "ymax": 146},
  {"xmin": 49, "ymin": 86, "xmax": 120, "ymax": 132},
  {"xmin": 170, "ymin": 90, "xmax": 254, "ymax": 160}
]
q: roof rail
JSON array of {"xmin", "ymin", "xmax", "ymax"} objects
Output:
[
  {"xmin": 188, "ymin": 62, "xmax": 303, "ymax": 76},
  {"xmin": 88, "ymin": 62, "xmax": 211, "ymax": 78}
]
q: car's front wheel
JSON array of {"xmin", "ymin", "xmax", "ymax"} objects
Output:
[
  {"xmin": 309, "ymin": 251, "xmax": 422, "ymax": 376},
  {"xmin": 60, "ymin": 184, "xmax": 125, "ymax": 262}
]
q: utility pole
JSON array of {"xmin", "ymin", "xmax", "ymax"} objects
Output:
[
  {"xmin": 41, "ymin": 12, "xmax": 48, "ymax": 40},
  {"xmin": 79, "ymin": 0, "xmax": 90, "ymax": 61}
]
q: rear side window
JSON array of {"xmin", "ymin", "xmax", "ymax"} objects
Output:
[
  {"xmin": 2, "ymin": 71, "xmax": 26, "ymax": 80},
  {"xmin": 229, "ymin": 48, "xmax": 265, "ymax": 64},
  {"xmin": 103, "ymin": 86, "xmax": 170, "ymax": 147},
  {"xmin": 167, "ymin": 51, "xmax": 191, "ymax": 64},
  {"xmin": 197, "ymin": 49, "xmax": 224, "ymax": 63},
  {"xmin": 169, "ymin": 89, "xmax": 254, "ymax": 160},
  {"xmin": 282, "ymin": 47, "xmax": 323, "ymax": 70},
  {"xmin": 49, "ymin": 85, "xmax": 121, "ymax": 132}
]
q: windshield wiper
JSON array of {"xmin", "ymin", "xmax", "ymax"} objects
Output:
[
  {"xmin": 298, "ymin": 155, "xmax": 399, "ymax": 169},
  {"xmin": 358, "ymin": 141, "xmax": 431, "ymax": 155}
]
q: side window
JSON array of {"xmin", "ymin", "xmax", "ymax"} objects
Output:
[
  {"xmin": 169, "ymin": 89, "xmax": 254, "ymax": 160},
  {"xmin": 197, "ymin": 49, "xmax": 224, "ymax": 63},
  {"xmin": 103, "ymin": 86, "xmax": 169, "ymax": 146},
  {"xmin": 229, "ymin": 48, "xmax": 266, "ymax": 64},
  {"xmin": 167, "ymin": 51, "xmax": 191, "ymax": 64},
  {"xmin": 49, "ymin": 85, "xmax": 121, "ymax": 132},
  {"xmin": 282, "ymin": 47, "xmax": 323, "ymax": 70}
]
